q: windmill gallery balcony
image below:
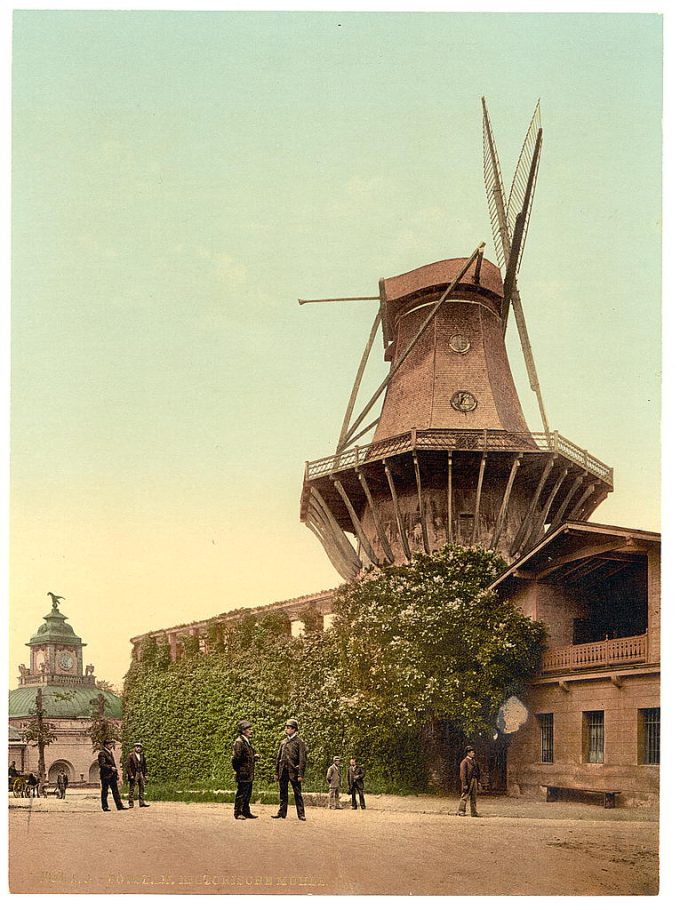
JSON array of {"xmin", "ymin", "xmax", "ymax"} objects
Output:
[{"xmin": 541, "ymin": 632, "xmax": 648, "ymax": 674}]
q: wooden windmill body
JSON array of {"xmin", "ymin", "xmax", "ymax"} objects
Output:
[{"xmin": 300, "ymin": 101, "xmax": 613, "ymax": 580}]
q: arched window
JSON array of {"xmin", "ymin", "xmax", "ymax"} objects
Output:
[
  {"xmin": 48, "ymin": 760, "xmax": 75, "ymax": 783},
  {"xmin": 89, "ymin": 760, "xmax": 101, "ymax": 784}
]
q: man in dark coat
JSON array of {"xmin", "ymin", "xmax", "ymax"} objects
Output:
[
  {"xmin": 56, "ymin": 770, "xmax": 68, "ymax": 799},
  {"xmin": 347, "ymin": 757, "xmax": 366, "ymax": 810},
  {"xmin": 231, "ymin": 720, "xmax": 259, "ymax": 820},
  {"xmin": 126, "ymin": 742, "xmax": 150, "ymax": 808},
  {"xmin": 98, "ymin": 739, "xmax": 127, "ymax": 812},
  {"xmin": 457, "ymin": 745, "xmax": 481, "ymax": 817},
  {"xmin": 271, "ymin": 718, "xmax": 306, "ymax": 821}
]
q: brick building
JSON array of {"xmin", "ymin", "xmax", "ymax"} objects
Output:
[{"xmin": 491, "ymin": 521, "xmax": 660, "ymax": 806}]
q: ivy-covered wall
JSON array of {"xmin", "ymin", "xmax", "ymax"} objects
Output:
[{"xmin": 123, "ymin": 547, "xmax": 545, "ymax": 794}]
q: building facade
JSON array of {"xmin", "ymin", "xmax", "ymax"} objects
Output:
[
  {"xmin": 492, "ymin": 521, "xmax": 660, "ymax": 806},
  {"xmin": 9, "ymin": 599, "xmax": 123, "ymax": 785}
]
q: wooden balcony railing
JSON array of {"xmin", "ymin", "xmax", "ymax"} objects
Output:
[
  {"xmin": 541, "ymin": 633, "xmax": 648, "ymax": 674},
  {"xmin": 304, "ymin": 429, "xmax": 613, "ymax": 485}
]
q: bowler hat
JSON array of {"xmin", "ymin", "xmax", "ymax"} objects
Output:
[
  {"xmin": 134, "ymin": 742, "xmax": 143, "ymax": 747},
  {"xmin": 238, "ymin": 721, "xmax": 253, "ymax": 733},
  {"xmin": 333, "ymin": 755, "xmax": 341, "ymax": 762},
  {"xmin": 285, "ymin": 718, "xmax": 299, "ymax": 730},
  {"xmin": 464, "ymin": 745, "xmax": 475, "ymax": 753}
]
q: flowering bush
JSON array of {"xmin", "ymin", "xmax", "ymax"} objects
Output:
[{"xmin": 123, "ymin": 547, "xmax": 544, "ymax": 793}]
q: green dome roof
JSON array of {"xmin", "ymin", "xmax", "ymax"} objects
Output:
[
  {"xmin": 27, "ymin": 604, "xmax": 84, "ymax": 647},
  {"xmin": 8, "ymin": 685, "xmax": 122, "ymax": 720}
]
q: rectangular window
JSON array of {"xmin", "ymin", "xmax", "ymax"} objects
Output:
[
  {"xmin": 639, "ymin": 708, "xmax": 660, "ymax": 765},
  {"xmin": 584, "ymin": 711, "xmax": 605, "ymax": 763},
  {"xmin": 538, "ymin": 713, "xmax": 554, "ymax": 763}
]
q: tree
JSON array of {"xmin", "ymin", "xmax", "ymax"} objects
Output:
[
  {"xmin": 330, "ymin": 546, "xmax": 546, "ymax": 788},
  {"xmin": 88, "ymin": 691, "xmax": 120, "ymax": 751},
  {"xmin": 23, "ymin": 688, "xmax": 57, "ymax": 790}
]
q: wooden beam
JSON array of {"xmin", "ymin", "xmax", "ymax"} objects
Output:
[
  {"xmin": 597, "ymin": 561, "xmax": 634, "ymax": 582},
  {"xmin": 412, "ymin": 453, "xmax": 430, "ymax": 554},
  {"xmin": 309, "ymin": 488, "xmax": 362, "ymax": 572},
  {"xmin": 555, "ymin": 557, "xmax": 604, "ymax": 582},
  {"xmin": 575, "ymin": 485, "xmax": 610, "ymax": 522},
  {"xmin": 568, "ymin": 483, "xmax": 596, "ymax": 520},
  {"xmin": 548, "ymin": 473, "xmax": 586, "ymax": 533},
  {"xmin": 307, "ymin": 503, "xmax": 354, "ymax": 579},
  {"xmin": 491, "ymin": 455, "xmax": 522, "ymax": 550},
  {"xmin": 306, "ymin": 505, "xmax": 356, "ymax": 580},
  {"xmin": 357, "ymin": 470, "xmax": 394, "ymax": 564},
  {"xmin": 526, "ymin": 466, "xmax": 569, "ymax": 550},
  {"xmin": 342, "ymin": 417, "xmax": 380, "ymax": 452},
  {"xmin": 306, "ymin": 514, "xmax": 354, "ymax": 581},
  {"xmin": 333, "ymin": 477, "xmax": 380, "ymax": 567},
  {"xmin": 336, "ymin": 309, "xmax": 382, "ymax": 453},
  {"xmin": 511, "ymin": 455, "xmax": 556, "ymax": 555},
  {"xmin": 472, "ymin": 453, "xmax": 487, "ymax": 544},
  {"xmin": 384, "ymin": 461, "xmax": 411, "ymax": 561},
  {"xmin": 535, "ymin": 539, "xmax": 630, "ymax": 579}
]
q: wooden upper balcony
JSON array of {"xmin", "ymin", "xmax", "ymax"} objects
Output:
[
  {"xmin": 541, "ymin": 632, "xmax": 649, "ymax": 674},
  {"xmin": 304, "ymin": 429, "xmax": 613, "ymax": 485}
]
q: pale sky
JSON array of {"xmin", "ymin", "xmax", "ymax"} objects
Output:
[{"xmin": 9, "ymin": 11, "xmax": 662, "ymax": 686}]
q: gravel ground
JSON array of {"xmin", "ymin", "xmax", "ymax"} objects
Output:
[{"xmin": 8, "ymin": 793, "xmax": 659, "ymax": 895}]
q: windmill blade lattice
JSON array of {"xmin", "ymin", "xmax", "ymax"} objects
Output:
[
  {"xmin": 506, "ymin": 99, "xmax": 542, "ymax": 275},
  {"xmin": 482, "ymin": 97, "xmax": 511, "ymax": 271}
]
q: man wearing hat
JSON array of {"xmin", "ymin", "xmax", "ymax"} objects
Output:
[
  {"xmin": 231, "ymin": 721, "xmax": 259, "ymax": 820},
  {"xmin": 457, "ymin": 745, "xmax": 481, "ymax": 817},
  {"xmin": 271, "ymin": 719, "xmax": 307, "ymax": 821},
  {"xmin": 97, "ymin": 738, "xmax": 127, "ymax": 812},
  {"xmin": 326, "ymin": 755, "xmax": 342, "ymax": 809},
  {"xmin": 126, "ymin": 741, "xmax": 150, "ymax": 808}
]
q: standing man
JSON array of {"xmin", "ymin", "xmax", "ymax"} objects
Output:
[
  {"xmin": 347, "ymin": 757, "xmax": 366, "ymax": 810},
  {"xmin": 98, "ymin": 739, "xmax": 127, "ymax": 812},
  {"xmin": 126, "ymin": 742, "xmax": 150, "ymax": 808},
  {"xmin": 56, "ymin": 770, "xmax": 68, "ymax": 800},
  {"xmin": 326, "ymin": 756, "xmax": 341, "ymax": 809},
  {"xmin": 457, "ymin": 745, "xmax": 481, "ymax": 817},
  {"xmin": 271, "ymin": 718, "xmax": 306, "ymax": 821},
  {"xmin": 231, "ymin": 720, "xmax": 259, "ymax": 820}
]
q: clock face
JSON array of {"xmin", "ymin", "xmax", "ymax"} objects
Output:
[
  {"xmin": 449, "ymin": 333, "xmax": 471, "ymax": 354},
  {"xmin": 58, "ymin": 651, "xmax": 74, "ymax": 671},
  {"xmin": 451, "ymin": 390, "xmax": 478, "ymax": 412}
]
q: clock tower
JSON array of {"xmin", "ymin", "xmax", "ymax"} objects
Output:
[
  {"xmin": 24, "ymin": 599, "xmax": 87, "ymax": 684},
  {"xmin": 10, "ymin": 595, "xmax": 122, "ymax": 783}
]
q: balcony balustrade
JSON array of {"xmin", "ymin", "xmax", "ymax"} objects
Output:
[
  {"xmin": 304, "ymin": 429, "xmax": 613, "ymax": 485},
  {"xmin": 541, "ymin": 633, "xmax": 648, "ymax": 674}
]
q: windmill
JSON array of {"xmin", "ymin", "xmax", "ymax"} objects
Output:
[
  {"xmin": 299, "ymin": 101, "xmax": 613, "ymax": 580},
  {"xmin": 482, "ymin": 97, "xmax": 549, "ymax": 434}
]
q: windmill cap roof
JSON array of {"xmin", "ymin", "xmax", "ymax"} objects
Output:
[{"xmin": 383, "ymin": 257, "xmax": 503, "ymax": 306}]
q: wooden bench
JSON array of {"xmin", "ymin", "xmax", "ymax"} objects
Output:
[{"xmin": 546, "ymin": 786, "xmax": 621, "ymax": 809}]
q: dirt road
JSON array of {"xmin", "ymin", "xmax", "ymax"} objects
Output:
[{"xmin": 9, "ymin": 795, "xmax": 658, "ymax": 895}]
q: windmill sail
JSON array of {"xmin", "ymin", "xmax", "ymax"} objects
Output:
[
  {"xmin": 481, "ymin": 97, "xmax": 549, "ymax": 434},
  {"xmin": 482, "ymin": 96, "xmax": 511, "ymax": 271},
  {"xmin": 506, "ymin": 99, "xmax": 542, "ymax": 276}
]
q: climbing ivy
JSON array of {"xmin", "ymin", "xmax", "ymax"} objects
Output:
[{"xmin": 123, "ymin": 547, "xmax": 545, "ymax": 793}]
